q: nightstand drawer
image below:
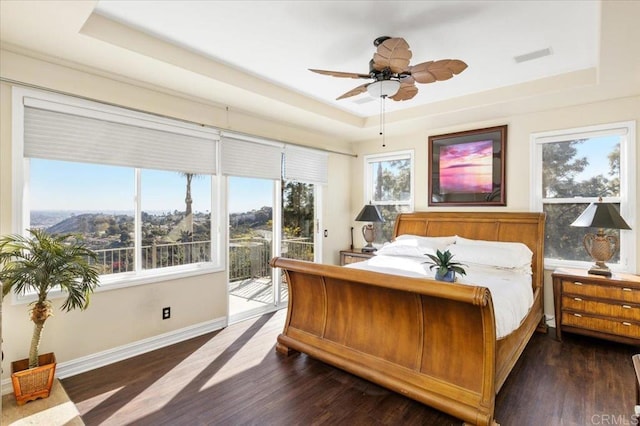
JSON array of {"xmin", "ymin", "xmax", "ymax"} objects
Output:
[
  {"xmin": 342, "ymin": 254, "xmax": 367, "ymax": 265},
  {"xmin": 562, "ymin": 312, "xmax": 640, "ymax": 339},
  {"xmin": 340, "ymin": 249, "xmax": 375, "ymax": 266},
  {"xmin": 562, "ymin": 296, "xmax": 640, "ymax": 321},
  {"xmin": 561, "ymin": 279, "xmax": 640, "ymax": 303}
]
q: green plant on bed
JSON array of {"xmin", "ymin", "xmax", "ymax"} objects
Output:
[{"xmin": 424, "ymin": 249, "xmax": 466, "ymax": 282}]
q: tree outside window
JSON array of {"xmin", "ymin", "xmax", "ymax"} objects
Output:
[
  {"xmin": 533, "ymin": 122, "xmax": 635, "ymax": 271},
  {"xmin": 364, "ymin": 151, "xmax": 414, "ymax": 243}
]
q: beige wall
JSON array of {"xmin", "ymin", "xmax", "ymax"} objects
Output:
[
  {"xmin": 350, "ymin": 95, "xmax": 640, "ymax": 320},
  {"xmin": 0, "ymin": 51, "xmax": 353, "ymax": 380}
]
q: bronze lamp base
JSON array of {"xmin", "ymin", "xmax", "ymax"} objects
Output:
[
  {"xmin": 584, "ymin": 228, "xmax": 618, "ymax": 277},
  {"xmin": 361, "ymin": 224, "xmax": 377, "ymax": 252}
]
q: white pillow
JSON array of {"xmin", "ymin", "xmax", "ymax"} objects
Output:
[
  {"xmin": 375, "ymin": 245, "xmax": 435, "ymax": 258},
  {"xmin": 451, "ymin": 237, "xmax": 532, "ymax": 270},
  {"xmin": 376, "ymin": 237, "xmax": 443, "ymax": 258},
  {"xmin": 395, "ymin": 234, "xmax": 456, "ymax": 250}
]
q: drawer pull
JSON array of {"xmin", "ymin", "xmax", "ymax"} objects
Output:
[
  {"xmin": 622, "ymin": 287, "xmax": 632, "ymax": 292},
  {"xmin": 573, "ymin": 281, "xmax": 583, "ymax": 286},
  {"xmin": 573, "ymin": 297, "xmax": 582, "ymax": 302},
  {"xmin": 622, "ymin": 305, "xmax": 632, "ymax": 309},
  {"xmin": 622, "ymin": 322, "xmax": 632, "ymax": 326},
  {"xmin": 573, "ymin": 313, "xmax": 582, "ymax": 318}
]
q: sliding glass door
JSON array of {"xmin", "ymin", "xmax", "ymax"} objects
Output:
[
  {"xmin": 228, "ymin": 176, "xmax": 276, "ymax": 322},
  {"xmin": 227, "ymin": 177, "xmax": 319, "ymax": 323}
]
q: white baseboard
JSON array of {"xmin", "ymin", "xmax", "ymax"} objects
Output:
[
  {"xmin": 2, "ymin": 316, "xmax": 227, "ymax": 395},
  {"xmin": 545, "ymin": 314, "xmax": 556, "ymax": 328}
]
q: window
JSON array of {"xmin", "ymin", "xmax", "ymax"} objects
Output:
[
  {"xmin": 364, "ymin": 151, "xmax": 414, "ymax": 243},
  {"xmin": 13, "ymin": 88, "xmax": 221, "ymax": 288},
  {"xmin": 531, "ymin": 121, "xmax": 636, "ymax": 272},
  {"xmin": 140, "ymin": 170, "xmax": 212, "ymax": 270}
]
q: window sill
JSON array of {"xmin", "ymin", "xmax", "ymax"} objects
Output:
[
  {"xmin": 9, "ymin": 263, "xmax": 225, "ymax": 305},
  {"xmin": 544, "ymin": 258, "xmax": 633, "ymax": 274}
]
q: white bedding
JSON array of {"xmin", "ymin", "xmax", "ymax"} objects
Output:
[{"xmin": 346, "ymin": 254, "xmax": 533, "ymax": 339}]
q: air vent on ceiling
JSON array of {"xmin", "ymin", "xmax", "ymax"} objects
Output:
[{"xmin": 514, "ymin": 47, "xmax": 553, "ymax": 64}]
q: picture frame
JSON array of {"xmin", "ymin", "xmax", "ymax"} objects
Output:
[{"xmin": 428, "ymin": 125, "xmax": 507, "ymax": 206}]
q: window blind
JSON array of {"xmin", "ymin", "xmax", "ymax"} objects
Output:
[
  {"xmin": 535, "ymin": 127, "xmax": 628, "ymax": 144},
  {"xmin": 23, "ymin": 98, "xmax": 217, "ymax": 175},
  {"xmin": 283, "ymin": 145, "xmax": 328, "ymax": 184},
  {"xmin": 220, "ymin": 136, "xmax": 283, "ymax": 179}
]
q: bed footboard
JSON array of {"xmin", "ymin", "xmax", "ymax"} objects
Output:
[{"xmin": 271, "ymin": 257, "xmax": 499, "ymax": 426}]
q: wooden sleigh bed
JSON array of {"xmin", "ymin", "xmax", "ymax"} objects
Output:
[{"xmin": 270, "ymin": 211, "xmax": 546, "ymax": 426}]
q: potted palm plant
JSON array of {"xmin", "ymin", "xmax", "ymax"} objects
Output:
[
  {"xmin": 0, "ymin": 229, "xmax": 100, "ymax": 405},
  {"xmin": 424, "ymin": 249, "xmax": 467, "ymax": 282}
]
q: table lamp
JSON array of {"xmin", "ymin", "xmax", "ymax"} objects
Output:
[
  {"xmin": 355, "ymin": 204, "xmax": 384, "ymax": 252},
  {"xmin": 570, "ymin": 198, "xmax": 631, "ymax": 277}
]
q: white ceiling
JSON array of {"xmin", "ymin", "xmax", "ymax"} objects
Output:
[
  {"xmin": 3, "ymin": 1, "xmax": 632, "ymax": 144},
  {"xmin": 92, "ymin": 0, "xmax": 599, "ymax": 117}
]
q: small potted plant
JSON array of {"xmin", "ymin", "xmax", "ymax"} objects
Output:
[
  {"xmin": 0, "ymin": 229, "xmax": 100, "ymax": 405},
  {"xmin": 424, "ymin": 249, "xmax": 467, "ymax": 282}
]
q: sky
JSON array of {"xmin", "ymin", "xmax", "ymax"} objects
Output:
[
  {"xmin": 571, "ymin": 135, "xmax": 620, "ymax": 181},
  {"xmin": 30, "ymin": 159, "xmax": 273, "ymax": 214},
  {"xmin": 228, "ymin": 176, "xmax": 273, "ymax": 213}
]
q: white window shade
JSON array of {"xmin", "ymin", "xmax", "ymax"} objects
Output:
[
  {"xmin": 23, "ymin": 104, "xmax": 217, "ymax": 175},
  {"xmin": 220, "ymin": 137, "xmax": 283, "ymax": 179},
  {"xmin": 283, "ymin": 146, "xmax": 328, "ymax": 184}
]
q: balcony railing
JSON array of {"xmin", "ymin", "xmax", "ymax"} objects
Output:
[{"xmin": 90, "ymin": 237, "xmax": 313, "ymax": 279}]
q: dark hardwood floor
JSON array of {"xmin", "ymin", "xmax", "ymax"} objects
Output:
[{"xmin": 62, "ymin": 309, "xmax": 637, "ymax": 426}]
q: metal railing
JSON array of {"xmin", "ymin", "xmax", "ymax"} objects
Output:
[
  {"xmin": 229, "ymin": 238, "xmax": 272, "ymax": 281},
  {"xmin": 90, "ymin": 237, "xmax": 313, "ymax": 278}
]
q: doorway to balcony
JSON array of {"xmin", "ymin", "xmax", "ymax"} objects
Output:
[
  {"xmin": 228, "ymin": 176, "xmax": 275, "ymax": 323},
  {"xmin": 227, "ymin": 177, "xmax": 319, "ymax": 324}
]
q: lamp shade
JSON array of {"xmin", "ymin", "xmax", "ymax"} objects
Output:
[
  {"xmin": 570, "ymin": 202, "xmax": 631, "ymax": 230},
  {"xmin": 355, "ymin": 205, "xmax": 384, "ymax": 223},
  {"xmin": 366, "ymin": 80, "xmax": 401, "ymax": 98}
]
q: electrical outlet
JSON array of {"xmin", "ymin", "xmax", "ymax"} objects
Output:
[
  {"xmin": 162, "ymin": 307, "xmax": 171, "ymax": 320},
  {"xmin": 324, "ymin": 229, "xmax": 328, "ymax": 237}
]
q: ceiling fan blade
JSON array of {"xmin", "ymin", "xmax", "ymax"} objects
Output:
[
  {"xmin": 399, "ymin": 73, "xmax": 415, "ymax": 85},
  {"xmin": 390, "ymin": 83, "xmax": 418, "ymax": 101},
  {"xmin": 372, "ymin": 37, "xmax": 412, "ymax": 74},
  {"xmin": 309, "ymin": 69, "xmax": 371, "ymax": 79},
  {"xmin": 443, "ymin": 59, "xmax": 468, "ymax": 74},
  {"xmin": 408, "ymin": 61, "xmax": 436, "ymax": 83},
  {"xmin": 410, "ymin": 59, "xmax": 468, "ymax": 84},
  {"xmin": 336, "ymin": 83, "xmax": 370, "ymax": 100}
]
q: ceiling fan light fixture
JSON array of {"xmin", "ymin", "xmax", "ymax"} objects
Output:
[{"xmin": 367, "ymin": 80, "xmax": 401, "ymax": 98}]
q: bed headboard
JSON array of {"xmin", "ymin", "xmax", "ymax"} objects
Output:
[{"xmin": 393, "ymin": 211, "xmax": 546, "ymax": 290}]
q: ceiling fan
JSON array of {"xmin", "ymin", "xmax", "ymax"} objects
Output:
[{"xmin": 310, "ymin": 36, "xmax": 468, "ymax": 101}]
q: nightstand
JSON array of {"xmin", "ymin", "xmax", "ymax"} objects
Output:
[
  {"xmin": 340, "ymin": 249, "xmax": 375, "ymax": 266},
  {"xmin": 552, "ymin": 268, "xmax": 640, "ymax": 345}
]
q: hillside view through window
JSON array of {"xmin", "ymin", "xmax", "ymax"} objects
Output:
[{"xmin": 30, "ymin": 159, "xmax": 314, "ymax": 279}]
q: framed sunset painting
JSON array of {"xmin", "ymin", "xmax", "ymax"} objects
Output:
[{"xmin": 428, "ymin": 125, "xmax": 507, "ymax": 206}]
